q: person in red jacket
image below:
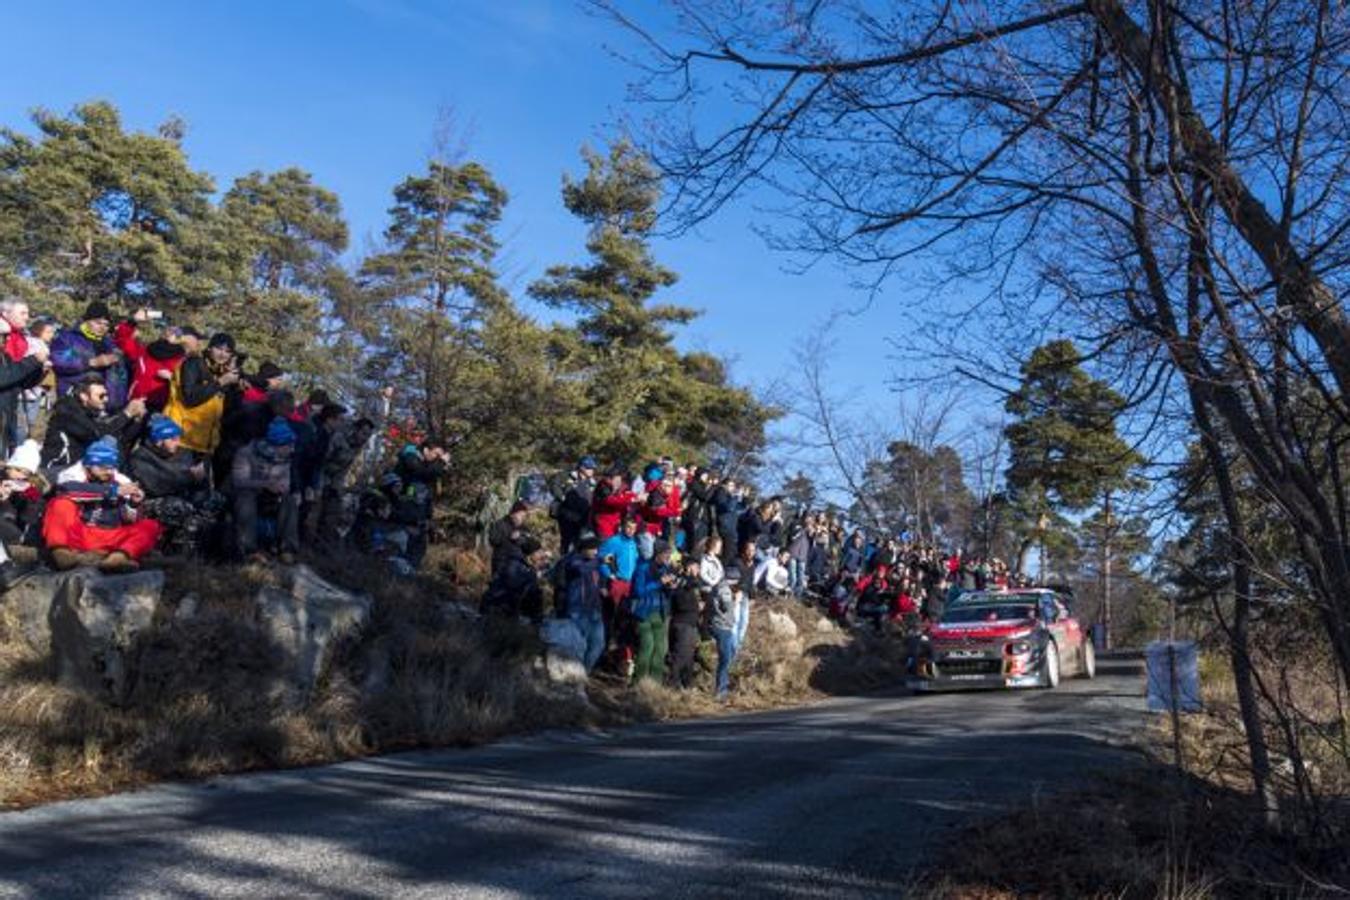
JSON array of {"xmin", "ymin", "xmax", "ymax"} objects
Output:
[
  {"xmin": 113, "ymin": 310, "xmax": 195, "ymax": 411},
  {"xmin": 591, "ymin": 467, "xmax": 638, "ymax": 539},
  {"xmin": 639, "ymin": 464, "xmax": 681, "ymax": 538}
]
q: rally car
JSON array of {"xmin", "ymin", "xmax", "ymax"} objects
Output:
[{"xmin": 909, "ymin": 589, "xmax": 1095, "ymax": 690}]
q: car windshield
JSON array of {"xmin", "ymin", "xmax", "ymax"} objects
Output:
[{"xmin": 940, "ymin": 604, "xmax": 1037, "ymax": 625}]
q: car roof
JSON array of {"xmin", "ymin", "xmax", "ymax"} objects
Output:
[{"xmin": 951, "ymin": 589, "xmax": 1055, "ymax": 605}]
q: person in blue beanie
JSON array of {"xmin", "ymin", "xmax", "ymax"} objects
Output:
[
  {"xmin": 129, "ymin": 414, "xmax": 222, "ymax": 557},
  {"xmin": 230, "ymin": 416, "xmax": 299, "ymax": 563}
]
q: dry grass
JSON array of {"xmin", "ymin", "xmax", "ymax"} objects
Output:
[
  {"xmin": 912, "ymin": 768, "xmax": 1349, "ymax": 898},
  {"xmin": 0, "ymin": 556, "xmax": 913, "ymax": 808}
]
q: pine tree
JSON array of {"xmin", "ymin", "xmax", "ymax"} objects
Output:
[
  {"xmin": 530, "ymin": 141, "xmax": 772, "ymax": 463},
  {"xmin": 0, "ymin": 102, "xmax": 218, "ymax": 317},
  {"xmin": 357, "ymin": 160, "xmax": 509, "ymax": 441},
  {"xmin": 1004, "ymin": 340, "xmax": 1144, "ymax": 641}
]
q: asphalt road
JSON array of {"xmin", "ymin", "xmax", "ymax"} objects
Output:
[{"xmin": 0, "ymin": 657, "xmax": 1145, "ymax": 899}]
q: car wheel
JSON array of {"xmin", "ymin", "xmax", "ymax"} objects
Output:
[
  {"xmin": 1079, "ymin": 638, "xmax": 1096, "ymax": 680},
  {"xmin": 1040, "ymin": 641, "xmax": 1060, "ymax": 689}
]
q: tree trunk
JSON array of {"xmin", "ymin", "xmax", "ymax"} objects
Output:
[
  {"xmin": 1193, "ymin": 394, "xmax": 1280, "ymax": 828},
  {"xmin": 1101, "ymin": 490, "xmax": 1112, "ymax": 650}
]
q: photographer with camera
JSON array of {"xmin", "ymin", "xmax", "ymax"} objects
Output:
[
  {"xmin": 164, "ymin": 331, "xmax": 240, "ymax": 458},
  {"xmin": 114, "ymin": 307, "xmax": 190, "ymax": 412}
]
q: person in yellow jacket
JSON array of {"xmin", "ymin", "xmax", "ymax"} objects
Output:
[{"xmin": 164, "ymin": 332, "xmax": 240, "ymax": 457}]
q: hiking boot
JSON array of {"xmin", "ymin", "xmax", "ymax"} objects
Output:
[
  {"xmin": 98, "ymin": 551, "xmax": 140, "ymax": 574},
  {"xmin": 50, "ymin": 547, "xmax": 103, "ymax": 571}
]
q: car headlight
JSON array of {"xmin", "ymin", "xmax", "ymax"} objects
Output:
[{"xmin": 1006, "ymin": 640, "xmax": 1032, "ymax": 655}]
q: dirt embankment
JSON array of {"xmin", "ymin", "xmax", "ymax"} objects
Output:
[{"xmin": 0, "ymin": 550, "xmax": 910, "ymax": 809}]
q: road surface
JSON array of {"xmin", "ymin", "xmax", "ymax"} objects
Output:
[{"xmin": 0, "ymin": 657, "xmax": 1144, "ymax": 899}]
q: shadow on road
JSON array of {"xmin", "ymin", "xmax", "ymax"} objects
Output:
[{"xmin": 0, "ymin": 668, "xmax": 1147, "ymax": 898}]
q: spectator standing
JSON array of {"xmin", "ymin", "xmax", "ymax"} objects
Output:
[
  {"xmin": 164, "ymin": 331, "xmax": 239, "ymax": 458},
  {"xmin": 667, "ymin": 555, "xmax": 704, "ymax": 689},
  {"xmin": 51, "ymin": 301, "xmax": 129, "ymax": 411},
  {"xmin": 630, "ymin": 539, "xmax": 674, "ymax": 683}
]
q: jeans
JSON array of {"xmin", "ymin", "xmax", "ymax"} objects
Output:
[
  {"xmin": 733, "ymin": 600, "xmax": 750, "ymax": 651},
  {"xmin": 789, "ymin": 558, "xmax": 808, "ymax": 597},
  {"xmin": 634, "ymin": 613, "xmax": 668, "ymax": 682},
  {"xmin": 570, "ymin": 612, "xmax": 606, "ymax": 672},
  {"xmin": 234, "ymin": 489, "xmax": 300, "ymax": 555},
  {"xmin": 713, "ymin": 627, "xmax": 737, "ymax": 697}
]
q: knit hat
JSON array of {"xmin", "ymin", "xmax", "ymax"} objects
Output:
[
  {"xmin": 148, "ymin": 414, "xmax": 183, "ymax": 443},
  {"xmin": 5, "ymin": 439, "xmax": 40, "ymax": 474},
  {"xmin": 579, "ymin": 534, "xmax": 601, "ymax": 552},
  {"xmin": 265, "ymin": 417, "xmax": 296, "ymax": 447},
  {"xmin": 178, "ymin": 325, "xmax": 205, "ymax": 340},
  {"xmin": 380, "ymin": 471, "xmax": 403, "ymax": 490},
  {"xmin": 644, "ymin": 463, "xmax": 664, "ymax": 483},
  {"xmin": 256, "ymin": 361, "xmax": 285, "ymax": 382},
  {"xmin": 578, "ymin": 455, "xmax": 598, "ymax": 471},
  {"xmin": 723, "ymin": 567, "xmax": 742, "ymax": 584},
  {"xmin": 82, "ymin": 436, "xmax": 120, "ymax": 468},
  {"xmin": 82, "ymin": 300, "xmax": 112, "ymax": 322},
  {"xmin": 208, "ymin": 332, "xmax": 235, "ymax": 351}
]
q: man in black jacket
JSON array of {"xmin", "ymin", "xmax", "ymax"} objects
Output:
[
  {"xmin": 489, "ymin": 500, "xmax": 531, "ymax": 576},
  {"xmin": 41, "ymin": 376, "xmax": 146, "ymax": 473},
  {"xmin": 555, "ymin": 456, "xmax": 597, "ymax": 554},
  {"xmin": 667, "ymin": 555, "xmax": 705, "ymax": 689}
]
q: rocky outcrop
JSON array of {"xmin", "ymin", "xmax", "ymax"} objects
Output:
[
  {"xmin": 538, "ymin": 618, "xmax": 588, "ymax": 691},
  {"xmin": 254, "ymin": 565, "xmax": 371, "ymax": 703},
  {"xmin": 3, "ymin": 569, "xmax": 71, "ymax": 655},
  {"xmin": 48, "ymin": 569, "xmax": 166, "ymax": 705}
]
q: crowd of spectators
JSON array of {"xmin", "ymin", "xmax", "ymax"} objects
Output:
[
  {"xmin": 481, "ymin": 457, "xmax": 1021, "ymax": 700},
  {"xmin": 0, "ymin": 297, "xmax": 446, "ymax": 582}
]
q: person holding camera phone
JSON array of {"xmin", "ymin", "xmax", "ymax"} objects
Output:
[
  {"xmin": 164, "ymin": 331, "xmax": 239, "ymax": 458},
  {"xmin": 114, "ymin": 308, "xmax": 191, "ymax": 412}
]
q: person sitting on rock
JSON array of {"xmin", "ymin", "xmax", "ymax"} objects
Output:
[
  {"xmin": 480, "ymin": 534, "xmax": 546, "ymax": 622},
  {"xmin": 129, "ymin": 414, "xmax": 223, "ymax": 557},
  {"xmin": 44, "ymin": 436, "xmax": 162, "ymax": 573},
  {"xmin": 0, "ymin": 438, "xmax": 44, "ymax": 547},
  {"xmin": 41, "ymin": 374, "xmax": 147, "ymax": 474},
  {"xmin": 230, "ymin": 416, "xmax": 299, "ymax": 564}
]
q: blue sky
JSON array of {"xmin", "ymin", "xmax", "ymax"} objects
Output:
[{"xmin": 2, "ymin": 0, "xmax": 925, "ymax": 483}]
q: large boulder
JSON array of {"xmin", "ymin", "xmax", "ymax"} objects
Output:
[
  {"xmin": 539, "ymin": 618, "xmax": 588, "ymax": 689},
  {"xmin": 48, "ymin": 569, "xmax": 166, "ymax": 705},
  {"xmin": 255, "ymin": 565, "xmax": 371, "ymax": 703},
  {"xmin": 3, "ymin": 569, "xmax": 73, "ymax": 654}
]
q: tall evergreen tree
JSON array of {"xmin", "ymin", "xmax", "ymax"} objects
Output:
[
  {"xmin": 1004, "ymin": 340, "xmax": 1143, "ymax": 580},
  {"xmin": 530, "ymin": 141, "xmax": 772, "ymax": 463},
  {"xmin": 0, "ymin": 102, "xmax": 218, "ymax": 317},
  {"xmin": 357, "ymin": 160, "xmax": 509, "ymax": 441}
]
